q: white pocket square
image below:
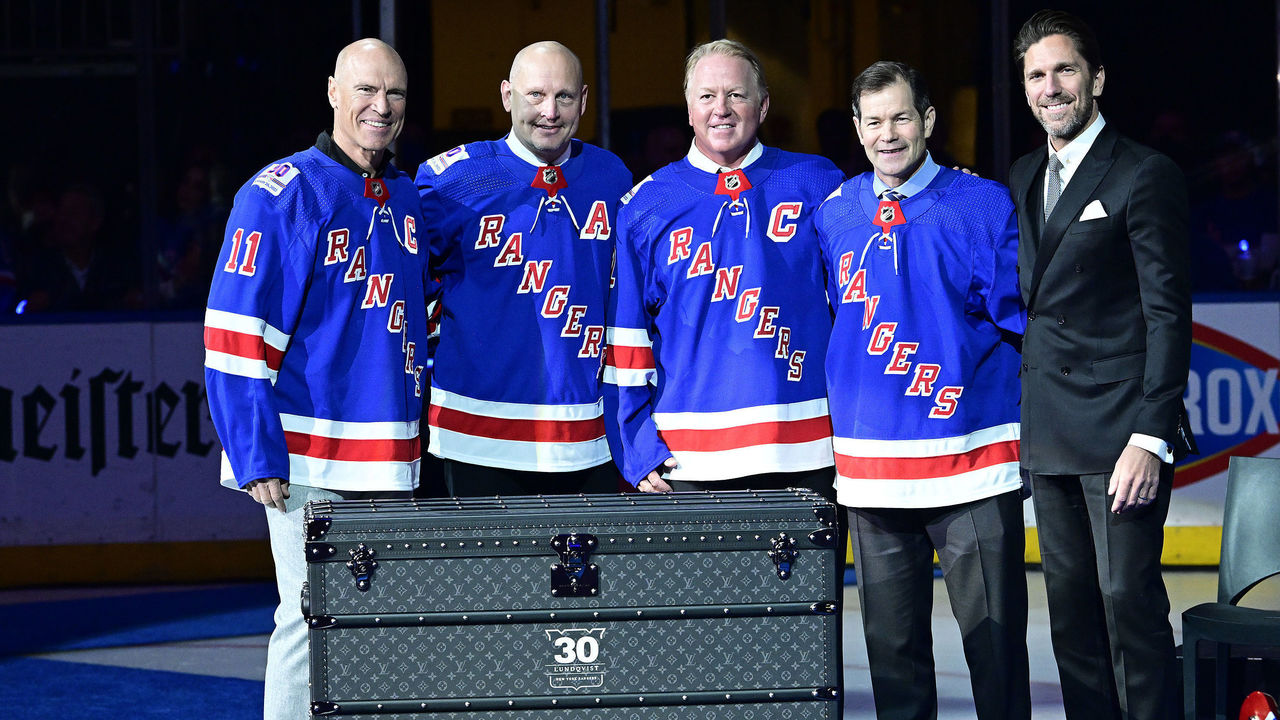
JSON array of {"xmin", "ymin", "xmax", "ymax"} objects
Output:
[{"xmin": 1079, "ymin": 200, "xmax": 1108, "ymax": 221}]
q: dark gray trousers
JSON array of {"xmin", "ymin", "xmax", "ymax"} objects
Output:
[
  {"xmin": 848, "ymin": 489, "xmax": 1030, "ymax": 720},
  {"xmin": 1028, "ymin": 466, "xmax": 1177, "ymax": 720}
]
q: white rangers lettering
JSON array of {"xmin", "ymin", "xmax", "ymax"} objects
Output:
[
  {"xmin": 838, "ymin": 251, "xmax": 854, "ymax": 286},
  {"xmin": 404, "ymin": 341, "xmax": 416, "ymax": 374},
  {"xmin": 788, "ymin": 350, "xmax": 806, "ymax": 381},
  {"xmin": 518, "ymin": 260, "xmax": 553, "ymax": 294},
  {"xmin": 668, "ymin": 227, "xmax": 692, "ymax": 263},
  {"xmin": 868, "ymin": 322, "xmax": 896, "ymax": 354},
  {"xmin": 562, "ymin": 305, "xmax": 587, "ymax": 337},
  {"xmin": 361, "ymin": 274, "xmax": 394, "ymax": 308},
  {"xmin": 766, "ymin": 202, "xmax": 803, "ymax": 242},
  {"xmin": 325, "ymin": 229, "xmax": 350, "ymax": 265},
  {"xmin": 387, "ymin": 300, "xmax": 406, "ymax": 332},
  {"xmin": 344, "ymin": 246, "xmax": 367, "ymax": 283},
  {"xmin": 862, "ymin": 295, "xmax": 880, "ymax": 329},
  {"xmin": 754, "ymin": 306, "xmax": 779, "ymax": 338},
  {"xmin": 842, "ymin": 268, "xmax": 867, "ymax": 304},
  {"xmin": 931, "ymin": 386, "xmax": 963, "ymax": 418},
  {"xmin": 579, "ymin": 201, "xmax": 611, "ymax": 239},
  {"xmin": 476, "ymin": 214, "xmax": 504, "ymax": 249},
  {"xmin": 886, "ymin": 342, "xmax": 918, "ymax": 375},
  {"xmin": 906, "ymin": 363, "xmax": 940, "ymax": 396},
  {"xmin": 736, "ymin": 287, "xmax": 761, "ymax": 322},
  {"xmin": 579, "ymin": 326, "xmax": 604, "ymax": 357},
  {"xmin": 687, "ymin": 242, "xmax": 714, "ymax": 278},
  {"xmin": 403, "ymin": 216, "xmax": 418, "ymax": 253},
  {"xmin": 542, "ymin": 286, "xmax": 570, "ymax": 317},
  {"xmin": 494, "ymin": 232, "xmax": 523, "ymax": 267},
  {"xmin": 711, "ymin": 265, "xmax": 742, "ymax": 301},
  {"xmin": 775, "ymin": 327, "xmax": 791, "ymax": 359}
]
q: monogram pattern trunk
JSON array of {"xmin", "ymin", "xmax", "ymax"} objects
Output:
[{"xmin": 304, "ymin": 489, "xmax": 841, "ymax": 718}]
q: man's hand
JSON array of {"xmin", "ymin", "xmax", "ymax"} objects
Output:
[
  {"xmin": 637, "ymin": 458, "xmax": 677, "ymax": 493},
  {"xmin": 246, "ymin": 477, "xmax": 290, "ymax": 513},
  {"xmin": 1109, "ymin": 445, "xmax": 1161, "ymax": 513}
]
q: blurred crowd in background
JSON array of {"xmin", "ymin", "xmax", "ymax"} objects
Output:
[
  {"xmin": 1, "ymin": 0, "xmax": 1274, "ymax": 317},
  {"xmin": 1, "ymin": 114, "xmax": 1272, "ymax": 318}
]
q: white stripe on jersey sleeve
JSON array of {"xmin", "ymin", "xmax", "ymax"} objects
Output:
[{"xmin": 653, "ymin": 398, "xmax": 830, "ymax": 431}]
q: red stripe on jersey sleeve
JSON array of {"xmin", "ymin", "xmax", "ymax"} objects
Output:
[
  {"xmin": 264, "ymin": 343, "xmax": 285, "ymax": 371},
  {"xmin": 659, "ymin": 415, "xmax": 833, "ymax": 452},
  {"xmin": 204, "ymin": 325, "xmax": 285, "ymax": 371},
  {"xmin": 605, "ymin": 344, "xmax": 655, "ymax": 370},
  {"xmin": 205, "ymin": 326, "xmax": 264, "ymax": 361},
  {"xmin": 835, "ymin": 439, "xmax": 1020, "ymax": 480},
  {"xmin": 285, "ymin": 432, "xmax": 420, "ymax": 462},
  {"xmin": 429, "ymin": 404, "xmax": 606, "ymax": 444}
]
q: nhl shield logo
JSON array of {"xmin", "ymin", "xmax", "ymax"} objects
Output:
[
  {"xmin": 714, "ymin": 168, "xmax": 752, "ymax": 202},
  {"xmin": 364, "ymin": 178, "xmax": 388, "ymax": 207},
  {"xmin": 872, "ymin": 197, "xmax": 906, "ymax": 235},
  {"xmin": 531, "ymin": 165, "xmax": 568, "ymax": 197}
]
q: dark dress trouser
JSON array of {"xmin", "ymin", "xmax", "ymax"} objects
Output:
[
  {"xmin": 1028, "ymin": 465, "xmax": 1177, "ymax": 720},
  {"xmin": 443, "ymin": 459, "xmax": 621, "ymax": 496},
  {"xmin": 848, "ymin": 489, "xmax": 1031, "ymax": 720}
]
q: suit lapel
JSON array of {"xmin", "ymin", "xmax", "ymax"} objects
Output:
[
  {"xmin": 1026, "ymin": 126, "xmax": 1118, "ymax": 302},
  {"xmin": 1011, "ymin": 153, "xmax": 1045, "ymax": 235}
]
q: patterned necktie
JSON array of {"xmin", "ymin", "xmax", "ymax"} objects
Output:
[
  {"xmin": 881, "ymin": 189, "xmax": 905, "ymax": 202},
  {"xmin": 1044, "ymin": 155, "xmax": 1063, "ymax": 221}
]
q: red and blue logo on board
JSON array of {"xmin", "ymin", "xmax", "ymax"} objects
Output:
[{"xmin": 1178, "ymin": 322, "xmax": 1280, "ymax": 486}]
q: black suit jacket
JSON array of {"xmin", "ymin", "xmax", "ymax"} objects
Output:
[{"xmin": 1010, "ymin": 123, "xmax": 1194, "ymax": 474}]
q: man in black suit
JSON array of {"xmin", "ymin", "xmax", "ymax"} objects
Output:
[{"xmin": 1009, "ymin": 10, "xmax": 1194, "ymax": 720}]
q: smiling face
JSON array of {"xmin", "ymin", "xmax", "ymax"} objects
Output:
[
  {"xmin": 501, "ymin": 43, "xmax": 587, "ymax": 164},
  {"xmin": 1021, "ymin": 33, "xmax": 1105, "ymax": 151},
  {"xmin": 855, "ymin": 80, "xmax": 935, "ymax": 188},
  {"xmin": 685, "ymin": 53, "xmax": 769, "ymax": 169},
  {"xmin": 327, "ymin": 40, "xmax": 407, "ymax": 172}
]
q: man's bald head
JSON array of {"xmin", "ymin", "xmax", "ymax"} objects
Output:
[
  {"xmin": 509, "ymin": 41, "xmax": 583, "ymax": 88},
  {"xmin": 327, "ymin": 38, "xmax": 408, "ymax": 172},
  {"xmin": 501, "ymin": 41, "xmax": 588, "ymax": 164},
  {"xmin": 334, "ymin": 38, "xmax": 406, "ymax": 83}
]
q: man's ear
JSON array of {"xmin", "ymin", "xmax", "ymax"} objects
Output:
[{"xmin": 500, "ymin": 79, "xmax": 513, "ymax": 112}]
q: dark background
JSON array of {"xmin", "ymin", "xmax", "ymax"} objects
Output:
[{"xmin": 0, "ymin": 0, "xmax": 1274, "ymax": 313}]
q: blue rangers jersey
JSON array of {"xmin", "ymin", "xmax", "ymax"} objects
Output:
[
  {"xmin": 816, "ymin": 159, "xmax": 1026, "ymax": 508},
  {"xmin": 605, "ymin": 144, "xmax": 843, "ymax": 485},
  {"xmin": 205, "ymin": 144, "xmax": 431, "ymax": 492},
  {"xmin": 417, "ymin": 137, "xmax": 632, "ymax": 471}
]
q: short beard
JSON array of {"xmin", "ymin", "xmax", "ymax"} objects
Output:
[{"xmin": 1042, "ymin": 93, "xmax": 1095, "ymax": 145}]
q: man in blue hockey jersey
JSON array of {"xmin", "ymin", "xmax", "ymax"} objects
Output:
[
  {"xmin": 815, "ymin": 61, "xmax": 1029, "ymax": 720},
  {"xmin": 416, "ymin": 42, "xmax": 631, "ymax": 495},
  {"xmin": 204, "ymin": 39, "xmax": 430, "ymax": 720},
  {"xmin": 605, "ymin": 39, "xmax": 842, "ymax": 504}
]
